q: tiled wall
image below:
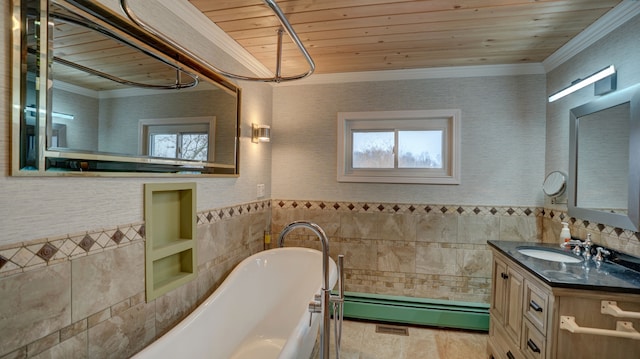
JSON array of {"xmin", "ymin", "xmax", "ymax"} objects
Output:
[
  {"xmin": 0, "ymin": 201, "xmax": 271, "ymax": 359},
  {"xmin": 2, "ymin": 197, "xmax": 639, "ymax": 359},
  {"xmin": 272, "ymin": 200, "xmax": 542, "ymax": 304},
  {"xmin": 272, "ymin": 200, "xmax": 640, "ymax": 305}
]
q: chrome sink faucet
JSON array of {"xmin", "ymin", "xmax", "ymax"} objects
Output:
[
  {"xmin": 564, "ymin": 234, "xmax": 593, "ymax": 260},
  {"xmin": 277, "ymin": 221, "xmax": 344, "ymax": 359}
]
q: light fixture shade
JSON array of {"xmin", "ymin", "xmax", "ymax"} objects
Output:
[
  {"xmin": 548, "ymin": 65, "xmax": 616, "ymax": 102},
  {"xmin": 252, "ymin": 123, "xmax": 271, "ymax": 143}
]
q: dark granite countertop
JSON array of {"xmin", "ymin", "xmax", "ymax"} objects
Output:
[{"xmin": 487, "ymin": 240, "xmax": 640, "ymax": 295}]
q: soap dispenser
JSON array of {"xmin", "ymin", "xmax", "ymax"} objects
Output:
[{"xmin": 559, "ymin": 222, "xmax": 571, "ymax": 246}]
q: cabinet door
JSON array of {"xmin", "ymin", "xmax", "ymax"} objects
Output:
[
  {"xmin": 492, "ymin": 257, "xmax": 508, "ymax": 324},
  {"xmin": 504, "ymin": 267, "xmax": 524, "ymax": 344}
]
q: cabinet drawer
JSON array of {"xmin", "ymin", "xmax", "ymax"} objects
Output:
[
  {"xmin": 524, "ymin": 280, "xmax": 548, "ymax": 332},
  {"xmin": 522, "ymin": 320, "xmax": 546, "ymax": 359},
  {"xmin": 492, "ymin": 319, "xmax": 524, "ymax": 359}
]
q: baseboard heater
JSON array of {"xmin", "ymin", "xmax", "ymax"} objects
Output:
[{"xmin": 339, "ymin": 291, "xmax": 490, "ymax": 332}]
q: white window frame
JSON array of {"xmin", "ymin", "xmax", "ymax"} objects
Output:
[
  {"xmin": 138, "ymin": 116, "xmax": 216, "ymax": 162},
  {"xmin": 337, "ymin": 109, "xmax": 461, "ymax": 184}
]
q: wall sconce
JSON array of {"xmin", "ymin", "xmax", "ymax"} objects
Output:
[
  {"xmin": 252, "ymin": 123, "xmax": 271, "ymax": 143},
  {"xmin": 548, "ymin": 65, "xmax": 616, "ymax": 102}
]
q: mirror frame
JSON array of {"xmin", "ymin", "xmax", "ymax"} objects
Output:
[
  {"xmin": 568, "ymin": 83, "xmax": 640, "ymax": 231},
  {"xmin": 11, "ymin": 0, "xmax": 241, "ymax": 177}
]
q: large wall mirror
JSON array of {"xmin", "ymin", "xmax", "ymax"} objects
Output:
[
  {"xmin": 568, "ymin": 84, "xmax": 640, "ymax": 231},
  {"xmin": 12, "ymin": 0, "xmax": 240, "ymax": 176}
]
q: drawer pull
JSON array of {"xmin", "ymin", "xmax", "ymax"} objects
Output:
[
  {"xmin": 529, "ymin": 300, "xmax": 543, "ymax": 312},
  {"xmin": 506, "ymin": 350, "xmax": 516, "ymax": 359},
  {"xmin": 501, "ymin": 272, "xmax": 509, "ymax": 279},
  {"xmin": 527, "ymin": 339, "xmax": 541, "ymax": 353},
  {"xmin": 560, "ymin": 315, "xmax": 640, "ymax": 340}
]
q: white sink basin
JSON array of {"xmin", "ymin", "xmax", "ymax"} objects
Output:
[{"xmin": 517, "ymin": 247, "xmax": 583, "ymax": 263}]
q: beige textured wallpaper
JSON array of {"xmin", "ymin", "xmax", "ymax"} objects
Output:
[
  {"xmin": 272, "ymin": 75, "xmax": 547, "ymax": 206},
  {"xmin": 0, "ymin": 1, "xmax": 272, "ymax": 246}
]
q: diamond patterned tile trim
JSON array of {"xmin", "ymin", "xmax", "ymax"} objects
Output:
[
  {"xmin": 112, "ymin": 230, "xmax": 124, "ymax": 245},
  {"xmin": 36, "ymin": 243, "xmax": 59, "ymax": 262},
  {"xmin": 0, "ymin": 200, "xmax": 271, "ymax": 277},
  {"xmin": 79, "ymin": 235, "xmax": 95, "ymax": 252}
]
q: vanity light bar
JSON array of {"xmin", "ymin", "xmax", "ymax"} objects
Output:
[
  {"xmin": 24, "ymin": 106, "xmax": 75, "ymax": 120},
  {"xmin": 548, "ymin": 65, "xmax": 616, "ymax": 103}
]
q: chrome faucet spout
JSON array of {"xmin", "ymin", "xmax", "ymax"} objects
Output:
[
  {"xmin": 278, "ymin": 221, "xmax": 338, "ymax": 359},
  {"xmin": 277, "ymin": 221, "xmax": 330, "ymax": 290}
]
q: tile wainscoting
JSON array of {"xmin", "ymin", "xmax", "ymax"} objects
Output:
[
  {"xmin": 272, "ymin": 200, "xmax": 640, "ymax": 304},
  {"xmin": 0, "ymin": 200, "xmax": 271, "ymax": 359},
  {"xmin": 1, "ymin": 198, "xmax": 638, "ymax": 359}
]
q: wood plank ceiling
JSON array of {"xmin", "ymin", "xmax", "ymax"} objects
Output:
[{"xmin": 189, "ymin": 0, "xmax": 623, "ymax": 76}]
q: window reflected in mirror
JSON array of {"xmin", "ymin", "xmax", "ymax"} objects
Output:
[{"xmin": 14, "ymin": 0, "xmax": 240, "ymax": 176}]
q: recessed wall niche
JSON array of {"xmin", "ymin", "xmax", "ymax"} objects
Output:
[{"xmin": 144, "ymin": 182, "xmax": 197, "ymax": 301}]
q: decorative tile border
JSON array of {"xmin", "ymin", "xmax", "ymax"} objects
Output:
[
  {"xmin": 541, "ymin": 207, "xmax": 640, "ymax": 241},
  {"xmin": 196, "ymin": 200, "xmax": 271, "ymax": 224},
  {"xmin": 0, "ymin": 200, "xmax": 271, "ymax": 278},
  {"xmin": 274, "ymin": 199, "xmax": 541, "ymax": 217}
]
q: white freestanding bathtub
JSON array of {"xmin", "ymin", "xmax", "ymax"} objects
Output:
[{"xmin": 133, "ymin": 247, "xmax": 338, "ymax": 359}]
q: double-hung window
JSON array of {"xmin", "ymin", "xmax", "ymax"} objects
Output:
[{"xmin": 337, "ymin": 110, "xmax": 460, "ymax": 184}]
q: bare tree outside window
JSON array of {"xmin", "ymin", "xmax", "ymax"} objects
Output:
[
  {"xmin": 181, "ymin": 134, "xmax": 208, "ymax": 160},
  {"xmin": 353, "ymin": 131, "xmax": 394, "ymax": 168},
  {"xmin": 352, "ymin": 130, "xmax": 442, "ymax": 169}
]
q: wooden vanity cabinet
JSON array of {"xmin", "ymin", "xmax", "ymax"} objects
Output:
[{"xmin": 488, "ymin": 249, "xmax": 640, "ymax": 359}]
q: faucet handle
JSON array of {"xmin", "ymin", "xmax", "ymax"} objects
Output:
[
  {"xmin": 572, "ymin": 243, "xmax": 583, "ymax": 256},
  {"xmin": 594, "ymin": 247, "xmax": 611, "ymax": 262}
]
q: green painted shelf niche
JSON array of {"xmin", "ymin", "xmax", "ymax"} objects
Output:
[{"xmin": 144, "ymin": 182, "xmax": 197, "ymax": 302}]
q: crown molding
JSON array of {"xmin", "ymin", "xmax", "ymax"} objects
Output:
[
  {"xmin": 53, "ymin": 80, "xmax": 99, "ymax": 98},
  {"xmin": 543, "ymin": 0, "xmax": 640, "ymax": 72},
  {"xmin": 156, "ymin": 0, "xmax": 273, "ymax": 79},
  {"xmin": 274, "ymin": 63, "xmax": 545, "ymax": 86}
]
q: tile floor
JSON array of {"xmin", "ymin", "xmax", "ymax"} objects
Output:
[{"xmin": 314, "ymin": 320, "xmax": 488, "ymax": 359}]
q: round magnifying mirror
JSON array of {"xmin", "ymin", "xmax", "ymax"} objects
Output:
[{"xmin": 542, "ymin": 171, "xmax": 567, "ymax": 197}]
